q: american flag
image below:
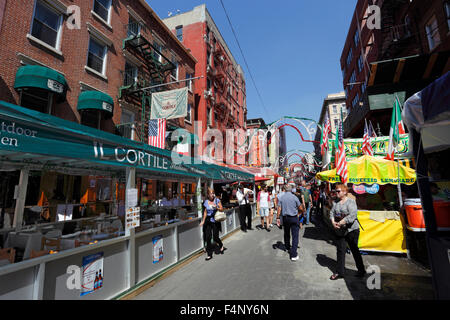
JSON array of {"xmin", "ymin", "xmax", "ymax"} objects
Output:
[
  {"xmin": 362, "ymin": 119, "xmax": 374, "ymax": 156},
  {"xmin": 335, "ymin": 120, "xmax": 348, "ymax": 184},
  {"xmin": 148, "ymin": 118, "xmax": 166, "ymax": 149},
  {"xmin": 321, "ymin": 114, "xmax": 331, "ymax": 156}
]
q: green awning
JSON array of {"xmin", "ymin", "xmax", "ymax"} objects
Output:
[
  {"xmin": 14, "ymin": 65, "xmax": 67, "ymax": 97},
  {"xmin": 77, "ymin": 90, "xmax": 114, "ymax": 117},
  {"xmin": 0, "ymin": 100, "xmax": 254, "ymax": 182}
]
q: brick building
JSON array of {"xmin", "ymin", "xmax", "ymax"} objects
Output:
[
  {"xmin": 313, "ymin": 92, "xmax": 347, "ymax": 160},
  {"xmin": 162, "ymin": 4, "xmax": 247, "ymax": 158},
  {"xmin": 340, "ymin": 0, "xmax": 450, "ymax": 138},
  {"xmin": 0, "ymin": 0, "xmax": 196, "ymax": 144}
]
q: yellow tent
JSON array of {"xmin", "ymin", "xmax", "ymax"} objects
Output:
[{"xmin": 316, "ymin": 155, "xmax": 416, "ymax": 185}]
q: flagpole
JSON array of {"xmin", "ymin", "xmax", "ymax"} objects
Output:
[{"xmin": 395, "ymin": 94, "xmax": 403, "ymax": 208}]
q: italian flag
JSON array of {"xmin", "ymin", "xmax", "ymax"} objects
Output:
[{"xmin": 386, "ymin": 95, "xmax": 405, "ymax": 160}]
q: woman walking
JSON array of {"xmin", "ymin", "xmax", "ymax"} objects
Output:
[
  {"xmin": 257, "ymin": 185, "xmax": 271, "ymax": 232},
  {"xmin": 329, "ymin": 183, "xmax": 366, "ymax": 280},
  {"xmin": 200, "ymin": 188, "xmax": 226, "ymax": 261}
]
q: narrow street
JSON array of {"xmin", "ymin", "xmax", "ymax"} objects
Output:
[{"xmin": 132, "ymin": 215, "xmax": 433, "ymax": 300}]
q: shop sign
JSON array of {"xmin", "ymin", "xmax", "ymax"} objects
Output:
[
  {"xmin": 352, "ymin": 184, "xmax": 366, "ymax": 194},
  {"xmin": 328, "ymin": 134, "xmax": 409, "ymax": 159},
  {"xmin": 365, "ymin": 184, "xmax": 380, "ymax": 194},
  {"xmin": 126, "ymin": 207, "xmax": 140, "ymax": 230},
  {"xmin": 277, "ymin": 177, "xmax": 284, "ymax": 184},
  {"xmin": 352, "ymin": 183, "xmax": 380, "ymax": 194},
  {"xmin": 150, "ymin": 87, "xmax": 188, "ymax": 120},
  {"xmin": 47, "ymin": 79, "xmax": 64, "ymax": 94}
]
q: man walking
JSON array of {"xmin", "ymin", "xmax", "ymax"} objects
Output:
[
  {"xmin": 236, "ymin": 184, "xmax": 253, "ymax": 232},
  {"xmin": 276, "ymin": 185, "xmax": 303, "ymax": 261}
]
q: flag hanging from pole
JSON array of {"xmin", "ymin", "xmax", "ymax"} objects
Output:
[
  {"xmin": 148, "ymin": 118, "xmax": 166, "ymax": 149},
  {"xmin": 321, "ymin": 114, "xmax": 331, "ymax": 156},
  {"xmin": 386, "ymin": 95, "xmax": 405, "ymax": 160},
  {"xmin": 362, "ymin": 119, "xmax": 374, "ymax": 156},
  {"xmin": 336, "ymin": 119, "xmax": 348, "ymax": 183}
]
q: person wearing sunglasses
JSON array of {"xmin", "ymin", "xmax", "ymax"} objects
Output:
[{"xmin": 329, "ymin": 184, "xmax": 366, "ymax": 280}]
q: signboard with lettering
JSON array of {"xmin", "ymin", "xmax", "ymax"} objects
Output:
[
  {"xmin": 328, "ymin": 134, "xmax": 409, "ymax": 160},
  {"xmin": 150, "ymin": 87, "xmax": 188, "ymax": 120}
]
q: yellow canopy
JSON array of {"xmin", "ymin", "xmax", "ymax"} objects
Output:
[{"xmin": 316, "ymin": 155, "xmax": 416, "ymax": 185}]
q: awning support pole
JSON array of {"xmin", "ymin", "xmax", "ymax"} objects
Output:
[
  {"xmin": 13, "ymin": 168, "xmax": 29, "ymax": 231},
  {"xmin": 125, "ymin": 167, "xmax": 136, "ymax": 288},
  {"xmin": 196, "ymin": 177, "xmax": 202, "ymax": 218}
]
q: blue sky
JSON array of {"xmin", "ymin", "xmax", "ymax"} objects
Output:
[{"xmin": 148, "ymin": 0, "xmax": 356, "ymax": 154}]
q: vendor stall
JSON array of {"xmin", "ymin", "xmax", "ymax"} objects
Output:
[
  {"xmin": 0, "ymin": 100, "xmax": 254, "ymax": 299},
  {"xmin": 316, "ymin": 155, "xmax": 417, "ymax": 254},
  {"xmin": 402, "ymin": 71, "xmax": 450, "ymax": 299}
]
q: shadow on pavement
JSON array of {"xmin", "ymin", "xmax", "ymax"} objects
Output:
[{"xmin": 272, "ymin": 241, "xmax": 287, "ymax": 252}]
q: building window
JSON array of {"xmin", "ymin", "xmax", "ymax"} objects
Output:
[
  {"xmin": 31, "ymin": 0, "xmax": 63, "ymax": 49},
  {"xmin": 332, "ymin": 105, "xmax": 337, "ymax": 113},
  {"xmin": 127, "ymin": 16, "xmax": 140, "ymax": 38},
  {"xmin": 185, "ymin": 73, "xmax": 193, "ymax": 91},
  {"xmin": 445, "ymin": 2, "xmax": 450, "ymax": 31},
  {"xmin": 334, "ymin": 119, "xmax": 338, "ymax": 128},
  {"xmin": 176, "ymin": 25, "xmax": 183, "ymax": 41},
  {"xmin": 120, "ymin": 109, "xmax": 135, "ymax": 139},
  {"xmin": 361, "ymin": 82, "xmax": 366, "ymax": 94},
  {"xmin": 171, "ymin": 58, "xmax": 178, "ymax": 80},
  {"xmin": 358, "ymin": 54, "xmax": 364, "ymax": 73},
  {"xmin": 354, "ymin": 29, "xmax": 359, "ymax": 47},
  {"xmin": 93, "ymin": 0, "xmax": 111, "ymax": 23},
  {"xmin": 425, "ymin": 16, "xmax": 441, "ymax": 51},
  {"xmin": 207, "ymin": 107, "xmax": 212, "ymax": 126},
  {"xmin": 87, "ymin": 37, "xmax": 107, "ymax": 74},
  {"xmin": 124, "ymin": 62, "xmax": 138, "ymax": 86},
  {"xmin": 185, "ymin": 104, "xmax": 192, "ymax": 123},
  {"xmin": 349, "ymin": 70, "xmax": 356, "ymax": 90},
  {"xmin": 207, "ymin": 78, "xmax": 211, "ymax": 91},
  {"xmin": 352, "ymin": 93, "xmax": 360, "ymax": 109},
  {"xmin": 153, "ymin": 41, "xmax": 162, "ymax": 62},
  {"xmin": 346, "ymin": 47, "xmax": 353, "ymax": 66},
  {"xmin": 20, "ymin": 88, "xmax": 53, "ymax": 114}
]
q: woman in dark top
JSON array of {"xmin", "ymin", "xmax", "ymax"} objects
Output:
[{"xmin": 200, "ymin": 188, "xmax": 227, "ymax": 260}]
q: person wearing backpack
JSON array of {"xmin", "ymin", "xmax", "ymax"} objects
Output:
[{"xmin": 200, "ymin": 188, "xmax": 226, "ymax": 261}]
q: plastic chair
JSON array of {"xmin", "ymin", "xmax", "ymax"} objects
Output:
[
  {"xmin": 41, "ymin": 237, "xmax": 61, "ymax": 251},
  {"xmin": 30, "ymin": 250, "xmax": 50, "ymax": 258},
  {"xmin": 0, "ymin": 248, "xmax": 16, "ymax": 263}
]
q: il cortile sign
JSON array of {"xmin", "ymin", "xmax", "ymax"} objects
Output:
[{"xmin": 0, "ymin": 118, "xmax": 200, "ymax": 177}]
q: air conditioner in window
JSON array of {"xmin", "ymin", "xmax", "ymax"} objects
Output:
[{"xmin": 219, "ymin": 55, "xmax": 224, "ymax": 61}]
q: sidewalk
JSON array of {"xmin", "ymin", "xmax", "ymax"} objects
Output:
[{"xmin": 131, "ymin": 214, "xmax": 434, "ymax": 300}]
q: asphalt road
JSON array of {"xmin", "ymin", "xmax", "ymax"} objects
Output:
[{"xmin": 133, "ymin": 214, "xmax": 433, "ymax": 300}]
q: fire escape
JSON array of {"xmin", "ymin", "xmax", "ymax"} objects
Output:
[
  {"xmin": 118, "ymin": 22, "xmax": 176, "ymax": 143},
  {"xmin": 209, "ymin": 42, "xmax": 235, "ymax": 131}
]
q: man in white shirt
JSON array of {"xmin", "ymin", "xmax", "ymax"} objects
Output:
[{"xmin": 236, "ymin": 184, "xmax": 253, "ymax": 232}]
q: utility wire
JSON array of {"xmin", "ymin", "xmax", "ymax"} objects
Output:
[{"xmin": 218, "ymin": 0, "xmax": 271, "ymax": 120}]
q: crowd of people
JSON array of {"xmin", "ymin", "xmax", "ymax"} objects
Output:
[{"xmin": 199, "ymin": 181, "xmax": 367, "ymax": 281}]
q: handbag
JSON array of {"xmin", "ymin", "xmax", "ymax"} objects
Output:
[{"xmin": 214, "ymin": 210, "xmax": 226, "ymax": 222}]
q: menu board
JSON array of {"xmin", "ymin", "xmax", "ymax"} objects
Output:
[{"xmin": 126, "ymin": 207, "xmax": 140, "ymax": 230}]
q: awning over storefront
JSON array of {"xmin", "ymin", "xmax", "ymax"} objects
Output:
[
  {"xmin": 0, "ymin": 100, "xmax": 253, "ymax": 182},
  {"xmin": 14, "ymin": 65, "xmax": 67, "ymax": 98},
  {"xmin": 77, "ymin": 90, "xmax": 114, "ymax": 117}
]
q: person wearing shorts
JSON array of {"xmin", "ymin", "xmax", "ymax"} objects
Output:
[{"xmin": 257, "ymin": 185, "xmax": 271, "ymax": 232}]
